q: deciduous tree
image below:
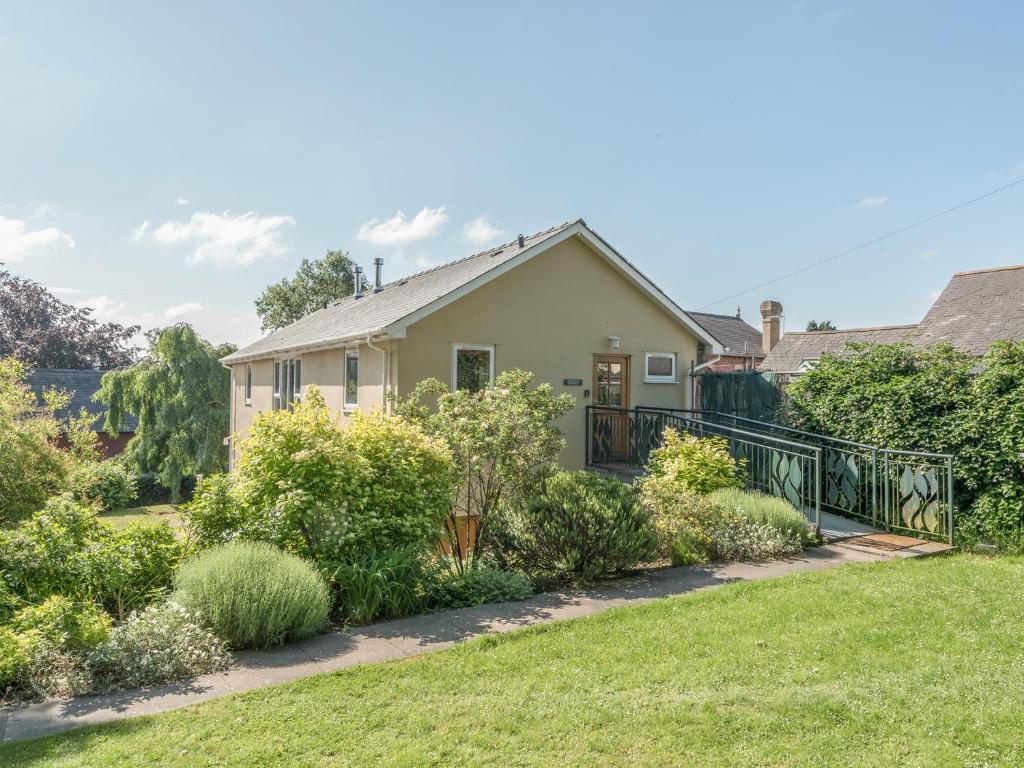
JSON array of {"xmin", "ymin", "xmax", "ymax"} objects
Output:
[{"xmin": 254, "ymin": 250, "xmax": 362, "ymax": 331}]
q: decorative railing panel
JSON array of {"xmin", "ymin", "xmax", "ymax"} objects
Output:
[{"xmin": 585, "ymin": 406, "xmax": 954, "ymax": 543}]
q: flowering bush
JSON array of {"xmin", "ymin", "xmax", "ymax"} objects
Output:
[
  {"xmin": 232, "ymin": 388, "xmax": 454, "ymax": 563},
  {"xmin": 490, "ymin": 470, "xmax": 658, "ymax": 582},
  {"xmin": 174, "ymin": 542, "xmax": 330, "ymax": 649},
  {"xmin": 391, "ymin": 370, "xmax": 576, "ymax": 569},
  {"xmin": 88, "ymin": 602, "xmax": 230, "ymax": 693},
  {"xmin": 68, "ymin": 460, "xmax": 138, "ymax": 511},
  {"xmin": 641, "ymin": 429, "xmax": 744, "ymax": 496},
  {"xmin": 708, "ymin": 488, "xmax": 813, "ymax": 546}
]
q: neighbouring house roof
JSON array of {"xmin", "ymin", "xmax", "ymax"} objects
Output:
[
  {"xmin": 222, "ymin": 219, "xmax": 722, "ymax": 364},
  {"xmin": 685, "ymin": 311, "xmax": 763, "ymax": 357},
  {"xmin": 760, "ymin": 263, "xmax": 1024, "ymax": 372},
  {"xmin": 760, "ymin": 325, "xmax": 918, "ymax": 373},
  {"xmin": 913, "ymin": 264, "xmax": 1024, "ymax": 355},
  {"xmin": 26, "ymin": 368, "xmax": 138, "ymax": 432}
]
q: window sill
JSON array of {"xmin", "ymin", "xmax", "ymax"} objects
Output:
[
  {"xmin": 244, "ymin": 400, "xmax": 252, "ymax": 407},
  {"xmin": 644, "ymin": 378, "xmax": 678, "ymax": 384}
]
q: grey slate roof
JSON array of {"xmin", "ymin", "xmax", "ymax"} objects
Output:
[
  {"xmin": 222, "ymin": 220, "xmax": 579, "ymax": 364},
  {"xmin": 26, "ymin": 368, "xmax": 138, "ymax": 432},
  {"xmin": 760, "ymin": 325, "xmax": 917, "ymax": 372},
  {"xmin": 761, "ymin": 263, "xmax": 1024, "ymax": 372},
  {"xmin": 685, "ymin": 311, "xmax": 763, "ymax": 357},
  {"xmin": 913, "ymin": 265, "xmax": 1024, "ymax": 355}
]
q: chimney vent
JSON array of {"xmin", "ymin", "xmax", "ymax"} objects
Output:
[
  {"xmin": 517, "ymin": 233, "xmax": 525, "ymax": 249},
  {"xmin": 759, "ymin": 300, "xmax": 783, "ymax": 354},
  {"xmin": 736, "ymin": 305, "xmax": 742, "ymax": 319},
  {"xmin": 372, "ymin": 257, "xmax": 384, "ymax": 293},
  {"xmin": 354, "ymin": 266, "xmax": 364, "ymax": 299}
]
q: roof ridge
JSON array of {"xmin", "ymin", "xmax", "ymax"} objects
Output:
[
  {"xmin": 953, "ymin": 263, "xmax": 1024, "ymax": 277},
  {"xmin": 330, "ymin": 219, "xmax": 580, "ymax": 306},
  {"xmin": 381, "ymin": 219, "xmax": 578, "ymax": 286},
  {"xmin": 687, "ymin": 310, "xmax": 747, "ymax": 321},
  {"xmin": 787, "ymin": 323, "xmax": 919, "ymax": 335}
]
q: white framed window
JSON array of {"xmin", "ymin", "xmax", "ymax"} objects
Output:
[
  {"xmin": 344, "ymin": 348, "xmax": 359, "ymax": 410},
  {"xmin": 273, "ymin": 357, "xmax": 302, "ymax": 410},
  {"xmin": 452, "ymin": 344, "xmax": 495, "ymax": 393},
  {"xmin": 244, "ymin": 363, "xmax": 252, "ymax": 405},
  {"xmin": 644, "ymin": 352, "xmax": 677, "ymax": 383}
]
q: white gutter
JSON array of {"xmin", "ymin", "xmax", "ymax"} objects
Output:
[
  {"xmin": 365, "ymin": 333, "xmax": 390, "ymax": 414},
  {"xmin": 220, "ymin": 326, "xmax": 391, "ymax": 367}
]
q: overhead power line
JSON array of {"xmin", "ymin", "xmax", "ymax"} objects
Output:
[{"xmin": 697, "ymin": 176, "xmax": 1024, "ymax": 310}]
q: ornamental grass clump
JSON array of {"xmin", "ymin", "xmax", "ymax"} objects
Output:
[{"xmin": 173, "ymin": 542, "xmax": 330, "ymax": 649}]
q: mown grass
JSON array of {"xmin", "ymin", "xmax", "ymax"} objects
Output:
[
  {"xmin": 3, "ymin": 555, "xmax": 1023, "ymax": 767},
  {"xmin": 97, "ymin": 504, "xmax": 182, "ymax": 532}
]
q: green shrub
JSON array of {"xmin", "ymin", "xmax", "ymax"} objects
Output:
[
  {"xmin": 670, "ymin": 529, "xmax": 710, "ymax": 566},
  {"xmin": 234, "ymin": 390, "xmax": 454, "ymax": 563},
  {"xmin": 426, "ymin": 565, "xmax": 533, "ymax": 611},
  {"xmin": 708, "ymin": 488, "xmax": 814, "ymax": 545},
  {"xmin": 88, "ymin": 602, "xmax": 230, "ymax": 693},
  {"xmin": 0, "ymin": 496, "xmax": 184, "ymax": 618},
  {"xmin": 0, "ymin": 627, "xmax": 31, "ymax": 699},
  {"xmin": 69, "ymin": 460, "xmax": 138, "ymax": 511},
  {"xmin": 327, "ymin": 550, "xmax": 425, "ymax": 625},
  {"xmin": 183, "ymin": 473, "xmax": 261, "ymax": 548},
  {"xmin": 22, "ymin": 638, "xmax": 93, "ymax": 699},
  {"xmin": 642, "ymin": 429, "xmax": 744, "ymax": 496},
  {"xmin": 173, "ymin": 542, "xmax": 330, "ymax": 649},
  {"xmin": 490, "ymin": 470, "xmax": 658, "ymax": 582},
  {"xmin": 0, "ymin": 495, "xmax": 107, "ymax": 604},
  {"xmin": 12, "ymin": 596, "xmax": 111, "ymax": 652},
  {"xmin": 91, "ymin": 522, "xmax": 185, "ymax": 620}
]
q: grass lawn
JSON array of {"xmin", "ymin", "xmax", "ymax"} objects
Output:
[
  {"xmin": 97, "ymin": 504, "xmax": 183, "ymax": 532},
  {"xmin": 4, "ymin": 555, "xmax": 1024, "ymax": 767}
]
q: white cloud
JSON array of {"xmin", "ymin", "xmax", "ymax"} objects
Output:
[
  {"xmin": 139, "ymin": 210, "xmax": 296, "ymax": 266},
  {"xmin": 77, "ymin": 295, "xmax": 129, "ymax": 322},
  {"xmin": 174, "ymin": 197, "xmax": 190, "ymax": 206},
  {"xmin": 164, "ymin": 302, "xmax": 204, "ymax": 321},
  {"xmin": 462, "ymin": 216, "xmax": 505, "ymax": 246},
  {"xmin": 855, "ymin": 196, "xmax": 889, "ymax": 208},
  {"xmin": 357, "ymin": 206, "xmax": 448, "ymax": 245},
  {"xmin": 0, "ymin": 216, "xmax": 74, "ymax": 262},
  {"xmin": 48, "ymin": 285, "xmax": 90, "ymax": 296}
]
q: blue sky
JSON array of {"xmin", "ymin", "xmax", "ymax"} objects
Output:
[{"xmin": 1, "ymin": 2, "xmax": 1022, "ymax": 348}]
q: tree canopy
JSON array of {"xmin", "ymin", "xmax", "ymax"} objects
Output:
[
  {"xmin": 96, "ymin": 324, "xmax": 236, "ymax": 500},
  {"xmin": 805, "ymin": 319, "xmax": 837, "ymax": 331},
  {"xmin": 0, "ymin": 268, "xmax": 140, "ymax": 368},
  {"xmin": 254, "ymin": 250, "xmax": 363, "ymax": 331}
]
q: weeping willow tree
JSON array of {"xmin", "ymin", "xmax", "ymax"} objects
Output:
[{"xmin": 97, "ymin": 324, "xmax": 236, "ymax": 501}]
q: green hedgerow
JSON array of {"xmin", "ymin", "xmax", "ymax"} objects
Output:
[{"xmin": 173, "ymin": 542, "xmax": 330, "ymax": 649}]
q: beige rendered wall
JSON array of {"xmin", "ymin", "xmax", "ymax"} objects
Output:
[
  {"xmin": 397, "ymin": 236, "xmax": 701, "ymax": 469},
  {"xmin": 228, "ymin": 340, "xmax": 395, "ymax": 465}
]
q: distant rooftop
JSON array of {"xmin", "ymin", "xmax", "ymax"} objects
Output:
[
  {"xmin": 685, "ymin": 310, "xmax": 763, "ymax": 356},
  {"xmin": 761, "ymin": 263, "xmax": 1024, "ymax": 372},
  {"xmin": 26, "ymin": 368, "xmax": 137, "ymax": 432}
]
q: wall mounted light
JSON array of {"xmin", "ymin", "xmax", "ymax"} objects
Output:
[{"xmin": 608, "ymin": 335, "xmax": 620, "ymax": 350}]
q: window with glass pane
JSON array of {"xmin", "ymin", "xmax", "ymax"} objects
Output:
[
  {"xmin": 344, "ymin": 350, "xmax": 359, "ymax": 408},
  {"xmin": 454, "ymin": 346, "xmax": 492, "ymax": 393},
  {"xmin": 244, "ymin": 364, "xmax": 252, "ymax": 404},
  {"xmin": 273, "ymin": 362, "xmax": 281, "ymax": 410},
  {"xmin": 644, "ymin": 352, "xmax": 675, "ymax": 382}
]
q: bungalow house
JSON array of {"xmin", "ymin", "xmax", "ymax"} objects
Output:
[
  {"xmin": 26, "ymin": 368, "xmax": 137, "ymax": 458},
  {"xmin": 760, "ymin": 264, "xmax": 1024, "ymax": 375},
  {"xmin": 221, "ymin": 219, "xmax": 725, "ymax": 469}
]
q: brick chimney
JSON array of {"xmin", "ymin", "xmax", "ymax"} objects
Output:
[{"xmin": 759, "ymin": 300, "xmax": 783, "ymax": 353}]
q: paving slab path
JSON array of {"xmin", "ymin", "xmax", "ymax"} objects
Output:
[{"xmin": 1, "ymin": 543, "xmax": 900, "ymax": 744}]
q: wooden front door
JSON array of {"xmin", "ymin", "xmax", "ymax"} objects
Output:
[{"xmin": 593, "ymin": 355, "xmax": 630, "ymax": 462}]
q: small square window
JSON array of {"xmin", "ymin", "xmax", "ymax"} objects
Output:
[
  {"xmin": 644, "ymin": 352, "xmax": 676, "ymax": 383},
  {"xmin": 453, "ymin": 344, "xmax": 494, "ymax": 393},
  {"xmin": 344, "ymin": 349, "xmax": 359, "ymax": 409}
]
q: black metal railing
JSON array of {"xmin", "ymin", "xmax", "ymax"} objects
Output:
[{"xmin": 586, "ymin": 405, "xmax": 955, "ymax": 543}]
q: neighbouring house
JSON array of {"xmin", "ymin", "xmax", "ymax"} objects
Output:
[
  {"xmin": 686, "ymin": 308, "xmax": 764, "ymax": 372},
  {"xmin": 26, "ymin": 368, "xmax": 137, "ymax": 458},
  {"xmin": 221, "ymin": 219, "xmax": 724, "ymax": 469},
  {"xmin": 760, "ymin": 264, "xmax": 1024, "ymax": 375}
]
